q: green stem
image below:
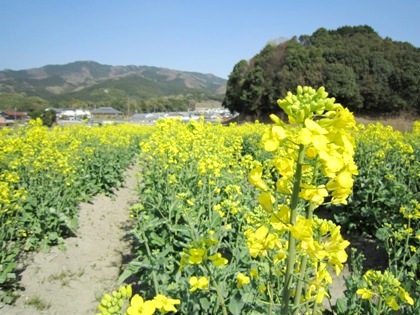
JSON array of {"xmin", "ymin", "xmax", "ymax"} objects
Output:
[
  {"xmin": 268, "ymin": 261, "xmax": 274, "ymax": 315},
  {"xmin": 293, "ymin": 203, "xmax": 315, "ymax": 315},
  {"xmin": 281, "ymin": 144, "xmax": 305, "ymax": 314},
  {"xmin": 204, "ymin": 263, "xmax": 228, "ymax": 315},
  {"xmin": 141, "ymin": 230, "xmax": 160, "ymax": 296}
]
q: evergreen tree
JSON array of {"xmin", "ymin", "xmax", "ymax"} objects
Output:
[{"xmin": 222, "ymin": 25, "xmax": 420, "ymax": 116}]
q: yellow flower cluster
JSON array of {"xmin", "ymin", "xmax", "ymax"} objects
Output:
[
  {"xmin": 1, "ymin": 121, "xmax": 153, "ymax": 296},
  {"xmin": 189, "ymin": 276, "xmax": 209, "ymax": 292},
  {"xmin": 97, "ymin": 285, "xmax": 181, "ymax": 315},
  {"xmin": 127, "ymin": 294, "xmax": 180, "ymax": 315},
  {"xmin": 356, "ymin": 270, "xmax": 414, "ymax": 311},
  {"xmin": 97, "ymin": 285, "xmax": 132, "ymax": 315},
  {"xmin": 247, "ymin": 86, "xmax": 357, "ymax": 311},
  {"xmin": 213, "ymin": 185, "xmax": 243, "ymax": 217},
  {"xmin": 252, "ymin": 86, "xmax": 358, "ymax": 207},
  {"xmin": 179, "ymin": 237, "xmax": 228, "ymax": 269}
]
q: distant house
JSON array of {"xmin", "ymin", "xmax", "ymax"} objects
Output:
[
  {"xmin": 0, "ymin": 116, "xmax": 14, "ymax": 127},
  {"xmin": 0, "ymin": 111, "xmax": 29, "ymax": 120},
  {"xmin": 91, "ymin": 107, "xmax": 123, "ymax": 117},
  {"xmin": 48, "ymin": 108, "xmax": 91, "ymax": 120}
]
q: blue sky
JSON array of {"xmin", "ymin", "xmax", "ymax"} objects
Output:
[{"xmin": 1, "ymin": 0, "xmax": 419, "ymax": 79}]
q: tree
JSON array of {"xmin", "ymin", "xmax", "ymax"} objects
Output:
[
  {"xmin": 222, "ymin": 60, "xmax": 248, "ymax": 114},
  {"xmin": 324, "ymin": 63, "xmax": 362, "ymax": 109},
  {"xmin": 28, "ymin": 109, "xmax": 56, "ymax": 127},
  {"xmin": 222, "ymin": 25, "xmax": 420, "ymax": 116},
  {"xmin": 239, "ymin": 66, "xmax": 265, "ymax": 116}
]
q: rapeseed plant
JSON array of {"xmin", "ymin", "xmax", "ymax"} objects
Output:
[{"xmin": 248, "ymin": 86, "xmax": 357, "ymax": 314}]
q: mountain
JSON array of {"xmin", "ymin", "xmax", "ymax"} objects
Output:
[{"xmin": 0, "ymin": 61, "xmax": 227, "ymax": 112}]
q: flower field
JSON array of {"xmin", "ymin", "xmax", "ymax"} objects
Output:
[
  {"xmin": 0, "ymin": 119, "xmax": 152, "ymax": 303},
  {"xmin": 1, "ymin": 87, "xmax": 419, "ymax": 314}
]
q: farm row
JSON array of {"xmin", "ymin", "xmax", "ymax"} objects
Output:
[
  {"xmin": 1, "ymin": 86, "xmax": 419, "ymax": 314},
  {"xmin": 0, "ymin": 119, "xmax": 152, "ymax": 303},
  {"xmin": 104, "ymin": 87, "xmax": 418, "ymax": 314}
]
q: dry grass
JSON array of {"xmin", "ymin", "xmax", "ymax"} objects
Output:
[
  {"xmin": 230, "ymin": 111, "xmax": 419, "ymax": 133},
  {"xmin": 355, "ymin": 113, "xmax": 418, "ymax": 133}
]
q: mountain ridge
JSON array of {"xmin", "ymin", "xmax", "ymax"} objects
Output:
[
  {"xmin": 0, "ymin": 61, "xmax": 226, "ymax": 112},
  {"xmin": 0, "ymin": 60, "xmax": 226, "ymax": 96}
]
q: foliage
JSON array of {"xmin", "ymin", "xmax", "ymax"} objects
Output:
[
  {"xmin": 333, "ymin": 123, "xmax": 420, "ymax": 315},
  {"xmin": 0, "ymin": 93, "xmax": 49, "ymax": 112},
  {"xmin": 2, "ymin": 84, "xmax": 419, "ymax": 312},
  {"xmin": 0, "ymin": 120, "xmax": 152, "ymax": 302},
  {"xmin": 120, "ymin": 86, "xmax": 362, "ymax": 314},
  {"xmin": 120, "ymin": 118, "xmax": 266, "ymax": 314},
  {"xmin": 28, "ymin": 109, "xmax": 57, "ymax": 127},
  {"xmin": 332, "ymin": 122, "xmax": 420, "ymax": 234},
  {"xmin": 223, "ymin": 25, "xmax": 420, "ymax": 116}
]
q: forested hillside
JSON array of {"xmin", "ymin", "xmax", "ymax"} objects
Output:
[
  {"xmin": 223, "ymin": 25, "xmax": 420, "ymax": 117},
  {"xmin": 0, "ymin": 61, "xmax": 226, "ymax": 113}
]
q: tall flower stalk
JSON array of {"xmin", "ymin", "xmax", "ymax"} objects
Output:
[{"xmin": 249, "ymin": 86, "xmax": 358, "ymax": 314}]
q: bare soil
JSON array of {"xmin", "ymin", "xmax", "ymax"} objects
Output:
[
  {"xmin": 0, "ymin": 165, "xmax": 139, "ymax": 315},
  {"xmin": 0, "ymin": 162, "xmax": 386, "ymax": 314}
]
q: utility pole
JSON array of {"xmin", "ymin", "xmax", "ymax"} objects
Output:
[{"xmin": 127, "ymin": 95, "xmax": 130, "ymax": 118}]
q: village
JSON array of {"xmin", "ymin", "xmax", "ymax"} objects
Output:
[{"xmin": 0, "ymin": 105, "xmax": 238, "ymax": 127}]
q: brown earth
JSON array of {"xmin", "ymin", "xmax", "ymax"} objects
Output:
[
  {"xmin": 0, "ymin": 161, "xmax": 386, "ymax": 314},
  {"xmin": 0, "ymin": 165, "xmax": 139, "ymax": 315}
]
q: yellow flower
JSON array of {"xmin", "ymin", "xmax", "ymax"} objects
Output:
[
  {"xmin": 356, "ymin": 288, "xmax": 375, "ymax": 299},
  {"xmin": 258, "ymin": 284, "xmax": 267, "ymax": 293},
  {"xmin": 127, "ymin": 294, "xmax": 156, "ymax": 315},
  {"xmin": 289, "ymin": 217, "xmax": 313, "ymax": 241},
  {"xmin": 189, "ymin": 276, "xmax": 209, "ymax": 292},
  {"xmin": 262, "ymin": 125, "xmax": 287, "ymax": 152},
  {"xmin": 236, "ymin": 273, "xmax": 250, "ymax": 289},
  {"xmin": 299, "ymin": 184, "xmax": 328, "ymax": 206},
  {"xmin": 335, "ymin": 170, "xmax": 354, "ymax": 189},
  {"xmin": 272, "ymin": 157, "xmax": 295, "ymax": 179},
  {"xmin": 269, "ymin": 205, "xmax": 290, "ymax": 232},
  {"xmin": 153, "ymin": 294, "xmax": 180, "ymax": 314},
  {"xmin": 188, "ymin": 248, "xmax": 206, "ymax": 264},
  {"xmin": 249, "ymin": 166, "xmax": 268, "ymax": 191},
  {"xmin": 276, "ymin": 178, "xmax": 292, "ymax": 195},
  {"xmin": 250, "ymin": 268, "xmax": 259, "ymax": 279},
  {"xmin": 258, "ymin": 191, "xmax": 275, "ymax": 212},
  {"xmin": 208, "ymin": 253, "xmax": 228, "ymax": 267},
  {"xmin": 399, "ymin": 289, "xmax": 414, "ymax": 305},
  {"xmin": 245, "ymin": 225, "xmax": 281, "ymax": 258}
]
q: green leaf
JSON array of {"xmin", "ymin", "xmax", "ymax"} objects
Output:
[
  {"xmin": 241, "ymin": 292, "xmax": 255, "ymax": 303},
  {"xmin": 375, "ymin": 227, "xmax": 388, "ymax": 241},
  {"xmin": 228, "ymin": 295, "xmax": 245, "ymax": 315},
  {"xmin": 334, "ymin": 297, "xmax": 348, "ymax": 313},
  {"xmin": 199, "ymin": 297, "xmax": 210, "ymax": 312}
]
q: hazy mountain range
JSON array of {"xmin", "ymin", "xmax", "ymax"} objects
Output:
[{"xmin": 0, "ymin": 61, "xmax": 227, "ymax": 110}]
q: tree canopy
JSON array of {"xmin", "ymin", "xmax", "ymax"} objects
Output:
[{"xmin": 222, "ymin": 25, "xmax": 420, "ymax": 116}]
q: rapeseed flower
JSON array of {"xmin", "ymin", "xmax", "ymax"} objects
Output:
[
  {"xmin": 236, "ymin": 273, "xmax": 251, "ymax": 288},
  {"xmin": 208, "ymin": 253, "xmax": 228, "ymax": 267},
  {"xmin": 188, "ymin": 248, "xmax": 206, "ymax": 264},
  {"xmin": 189, "ymin": 276, "xmax": 209, "ymax": 292},
  {"xmin": 258, "ymin": 192, "xmax": 275, "ymax": 213},
  {"xmin": 248, "ymin": 166, "xmax": 268, "ymax": 191},
  {"xmin": 153, "ymin": 294, "xmax": 180, "ymax": 314},
  {"xmin": 126, "ymin": 295, "xmax": 156, "ymax": 315},
  {"xmin": 356, "ymin": 270, "xmax": 414, "ymax": 311}
]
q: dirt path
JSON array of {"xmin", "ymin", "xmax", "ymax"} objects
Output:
[{"xmin": 1, "ymin": 165, "xmax": 139, "ymax": 315}]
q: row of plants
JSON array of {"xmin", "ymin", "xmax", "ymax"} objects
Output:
[
  {"xmin": 0, "ymin": 120, "xmax": 152, "ymax": 303},
  {"xmin": 98, "ymin": 87, "xmax": 418, "ymax": 314},
  {"xmin": 331, "ymin": 121, "xmax": 420, "ymax": 314}
]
